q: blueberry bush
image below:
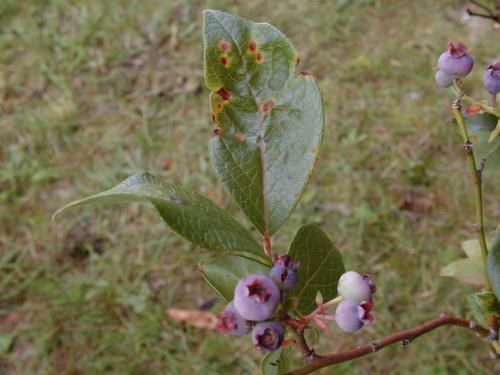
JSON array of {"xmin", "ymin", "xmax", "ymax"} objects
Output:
[{"xmin": 54, "ymin": 9, "xmax": 499, "ymax": 375}]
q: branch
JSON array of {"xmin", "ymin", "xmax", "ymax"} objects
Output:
[
  {"xmin": 450, "ymin": 90, "xmax": 491, "ymax": 289},
  {"xmin": 467, "ymin": 0, "xmax": 500, "ymax": 23},
  {"xmin": 284, "ymin": 315, "xmax": 490, "ymax": 375}
]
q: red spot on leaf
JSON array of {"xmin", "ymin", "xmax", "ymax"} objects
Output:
[
  {"xmin": 218, "ymin": 40, "xmax": 231, "ymax": 52},
  {"xmin": 299, "ymin": 71, "xmax": 312, "ymax": 77},
  {"xmin": 233, "ymin": 132, "xmax": 245, "ymax": 142},
  {"xmin": 220, "ymin": 55, "xmax": 229, "ymax": 66},
  {"xmin": 466, "ymin": 104, "xmax": 480, "ymax": 116},
  {"xmin": 248, "ymin": 40, "xmax": 257, "ymax": 53},
  {"xmin": 256, "ymin": 52, "xmax": 264, "ymax": 62},
  {"xmin": 260, "ymin": 99, "xmax": 275, "ymax": 113},
  {"xmin": 212, "ymin": 128, "xmax": 221, "ymax": 138},
  {"xmin": 216, "ymin": 87, "xmax": 231, "ymax": 101}
]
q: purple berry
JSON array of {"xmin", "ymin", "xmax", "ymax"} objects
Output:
[
  {"xmin": 233, "ymin": 274, "xmax": 280, "ymax": 321},
  {"xmin": 270, "ymin": 255, "xmax": 300, "ymax": 290},
  {"xmin": 216, "ymin": 301, "xmax": 252, "ymax": 336},
  {"xmin": 483, "ymin": 61, "xmax": 500, "ymax": 94},
  {"xmin": 437, "ymin": 42, "xmax": 473, "ymax": 78},
  {"xmin": 337, "ymin": 271, "xmax": 375, "ymax": 302},
  {"xmin": 435, "ymin": 70, "xmax": 454, "ymax": 88},
  {"xmin": 251, "ymin": 321, "xmax": 284, "ymax": 352},
  {"xmin": 335, "ymin": 300, "xmax": 374, "ymax": 333}
]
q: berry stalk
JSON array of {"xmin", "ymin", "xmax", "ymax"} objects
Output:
[{"xmin": 450, "ymin": 90, "xmax": 491, "ymax": 290}]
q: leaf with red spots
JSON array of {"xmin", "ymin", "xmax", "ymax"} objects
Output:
[{"xmin": 203, "ymin": 10, "xmax": 324, "ymax": 236}]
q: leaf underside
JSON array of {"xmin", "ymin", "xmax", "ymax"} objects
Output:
[
  {"xmin": 464, "ymin": 112, "xmax": 500, "ymax": 170},
  {"xmin": 288, "ymin": 224, "xmax": 345, "ymax": 314},
  {"xmin": 199, "ymin": 254, "xmax": 271, "ymax": 302},
  {"xmin": 487, "ymin": 232, "xmax": 500, "ymax": 301},
  {"xmin": 53, "ymin": 172, "xmax": 262, "ymax": 256},
  {"xmin": 203, "ymin": 9, "xmax": 324, "ymax": 236}
]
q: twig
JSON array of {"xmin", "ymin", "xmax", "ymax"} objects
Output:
[
  {"xmin": 450, "ymin": 92, "xmax": 491, "ymax": 289},
  {"xmin": 284, "ymin": 315, "xmax": 490, "ymax": 375},
  {"xmin": 467, "ymin": 0, "xmax": 500, "ymax": 23}
]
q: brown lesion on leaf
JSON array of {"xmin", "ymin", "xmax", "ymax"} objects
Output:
[
  {"xmin": 260, "ymin": 99, "xmax": 275, "ymax": 114},
  {"xmin": 215, "ymin": 87, "xmax": 231, "ymax": 101},
  {"xmin": 313, "ymin": 156, "xmax": 319, "ymax": 168},
  {"xmin": 215, "ymin": 103, "xmax": 224, "ymax": 112},
  {"xmin": 218, "ymin": 40, "xmax": 231, "ymax": 52},
  {"xmin": 212, "ymin": 128, "xmax": 221, "ymax": 138},
  {"xmin": 219, "ymin": 55, "xmax": 229, "ymax": 66},
  {"xmin": 211, "ymin": 112, "xmax": 218, "ymax": 124},
  {"xmin": 233, "ymin": 132, "xmax": 245, "ymax": 142},
  {"xmin": 256, "ymin": 52, "xmax": 264, "ymax": 63},
  {"xmin": 298, "ymin": 70, "xmax": 313, "ymax": 77},
  {"xmin": 295, "ymin": 55, "xmax": 300, "ymax": 67},
  {"xmin": 247, "ymin": 39, "xmax": 257, "ymax": 54}
]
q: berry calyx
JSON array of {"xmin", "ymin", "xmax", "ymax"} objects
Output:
[
  {"xmin": 216, "ymin": 301, "xmax": 252, "ymax": 336},
  {"xmin": 252, "ymin": 321, "xmax": 284, "ymax": 352},
  {"xmin": 234, "ymin": 274, "xmax": 281, "ymax": 321}
]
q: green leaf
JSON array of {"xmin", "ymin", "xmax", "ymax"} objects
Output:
[
  {"xmin": 440, "ymin": 238, "xmax": 494, "ymax": 286},
  {"xmin": 487, "ymin": 232, "xmax": 500, "ymax": 301},
  {"xmin": 440, "ymin": 259, "xmax": 484, "ymax": 286},
  {"xmin": 440, "ymin": 239, "xmax": 484, "ymax": 286},
  {"xmin": 53, "ymin": 172, "xmax": 262, "ymax": 255},
  {"xmin": 0, "ymin": 333, "xmax": 15, "ymax": 354},
  {"xmin": 199, "ymin": 254, "xmax": 271, "ymax": 302},
  {"xmin": 261, "ymin": 347, "xmax": 289, "ymax": 375},
  {"xmin": 203, "ymin": 10, "xmax": 324, "ymax": 236},
  {"xmin": 288, "ymin": 224, "xmax": 345, "ymax": 314},
  {"xmin": 464, "ymin": 113, "xmax": 500, "ymax": 170}
]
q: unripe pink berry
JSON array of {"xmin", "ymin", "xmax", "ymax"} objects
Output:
[{"xmin": 437, "ymin": 42, "xmax": 473, "ymax": 78}]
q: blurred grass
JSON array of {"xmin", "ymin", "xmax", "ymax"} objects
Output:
[{"xmin": 1, "ymin": 0, "xmax": 499, "ymax": 374}]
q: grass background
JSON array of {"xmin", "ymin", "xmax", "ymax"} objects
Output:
[{"xmin": 1, "ymin": 0, "xmax": 499, "ymax": 374}]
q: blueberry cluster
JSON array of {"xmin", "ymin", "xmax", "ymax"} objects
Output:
[
  {"xmin": 216, "ymin": 255, "xmax": 299, "ymax": 352},
  {"xmin": 335, "ymin": 271, "xmax": 376, "ymax": 333},
  {"xmin": 435, "ymin": 42, "xmax": 500, "ymax": 95}
]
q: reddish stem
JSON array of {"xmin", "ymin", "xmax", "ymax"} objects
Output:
[{"xmin": 284, "ymin": 315, "xmax": 490, "ymax": 375}]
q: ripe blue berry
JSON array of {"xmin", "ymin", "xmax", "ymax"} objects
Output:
[
  {"xmin": 270, "ymin": 255, "xmax": 300, "ymax": 290},
  {"xmin": 483, "ymin": 61, "xmax": 500, "ymax": 94},
  {"xmin": 435, "ymin": 70, "xmax": 454, "ymax": 88},
  {"xmin": 437, "ymin": 43, "xmax": 473, "ymax": 78},
  {"xmin": 252, "ymin": 321, "xmax": 284, "ymax": 352},
  {"xmin": 335, "ymin": 300, "xmax": 374, "ymax": 333},
  {"xmin": 216, "ymin": 301, "xmax": 252, "ymax": 336},
  {"xmin": 234, "ymin": 274, "xmax": 280, "ymax": 321},
  {"xmin": 337, "ymin": 271, "xmax": 376, "ymax": 302}
]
